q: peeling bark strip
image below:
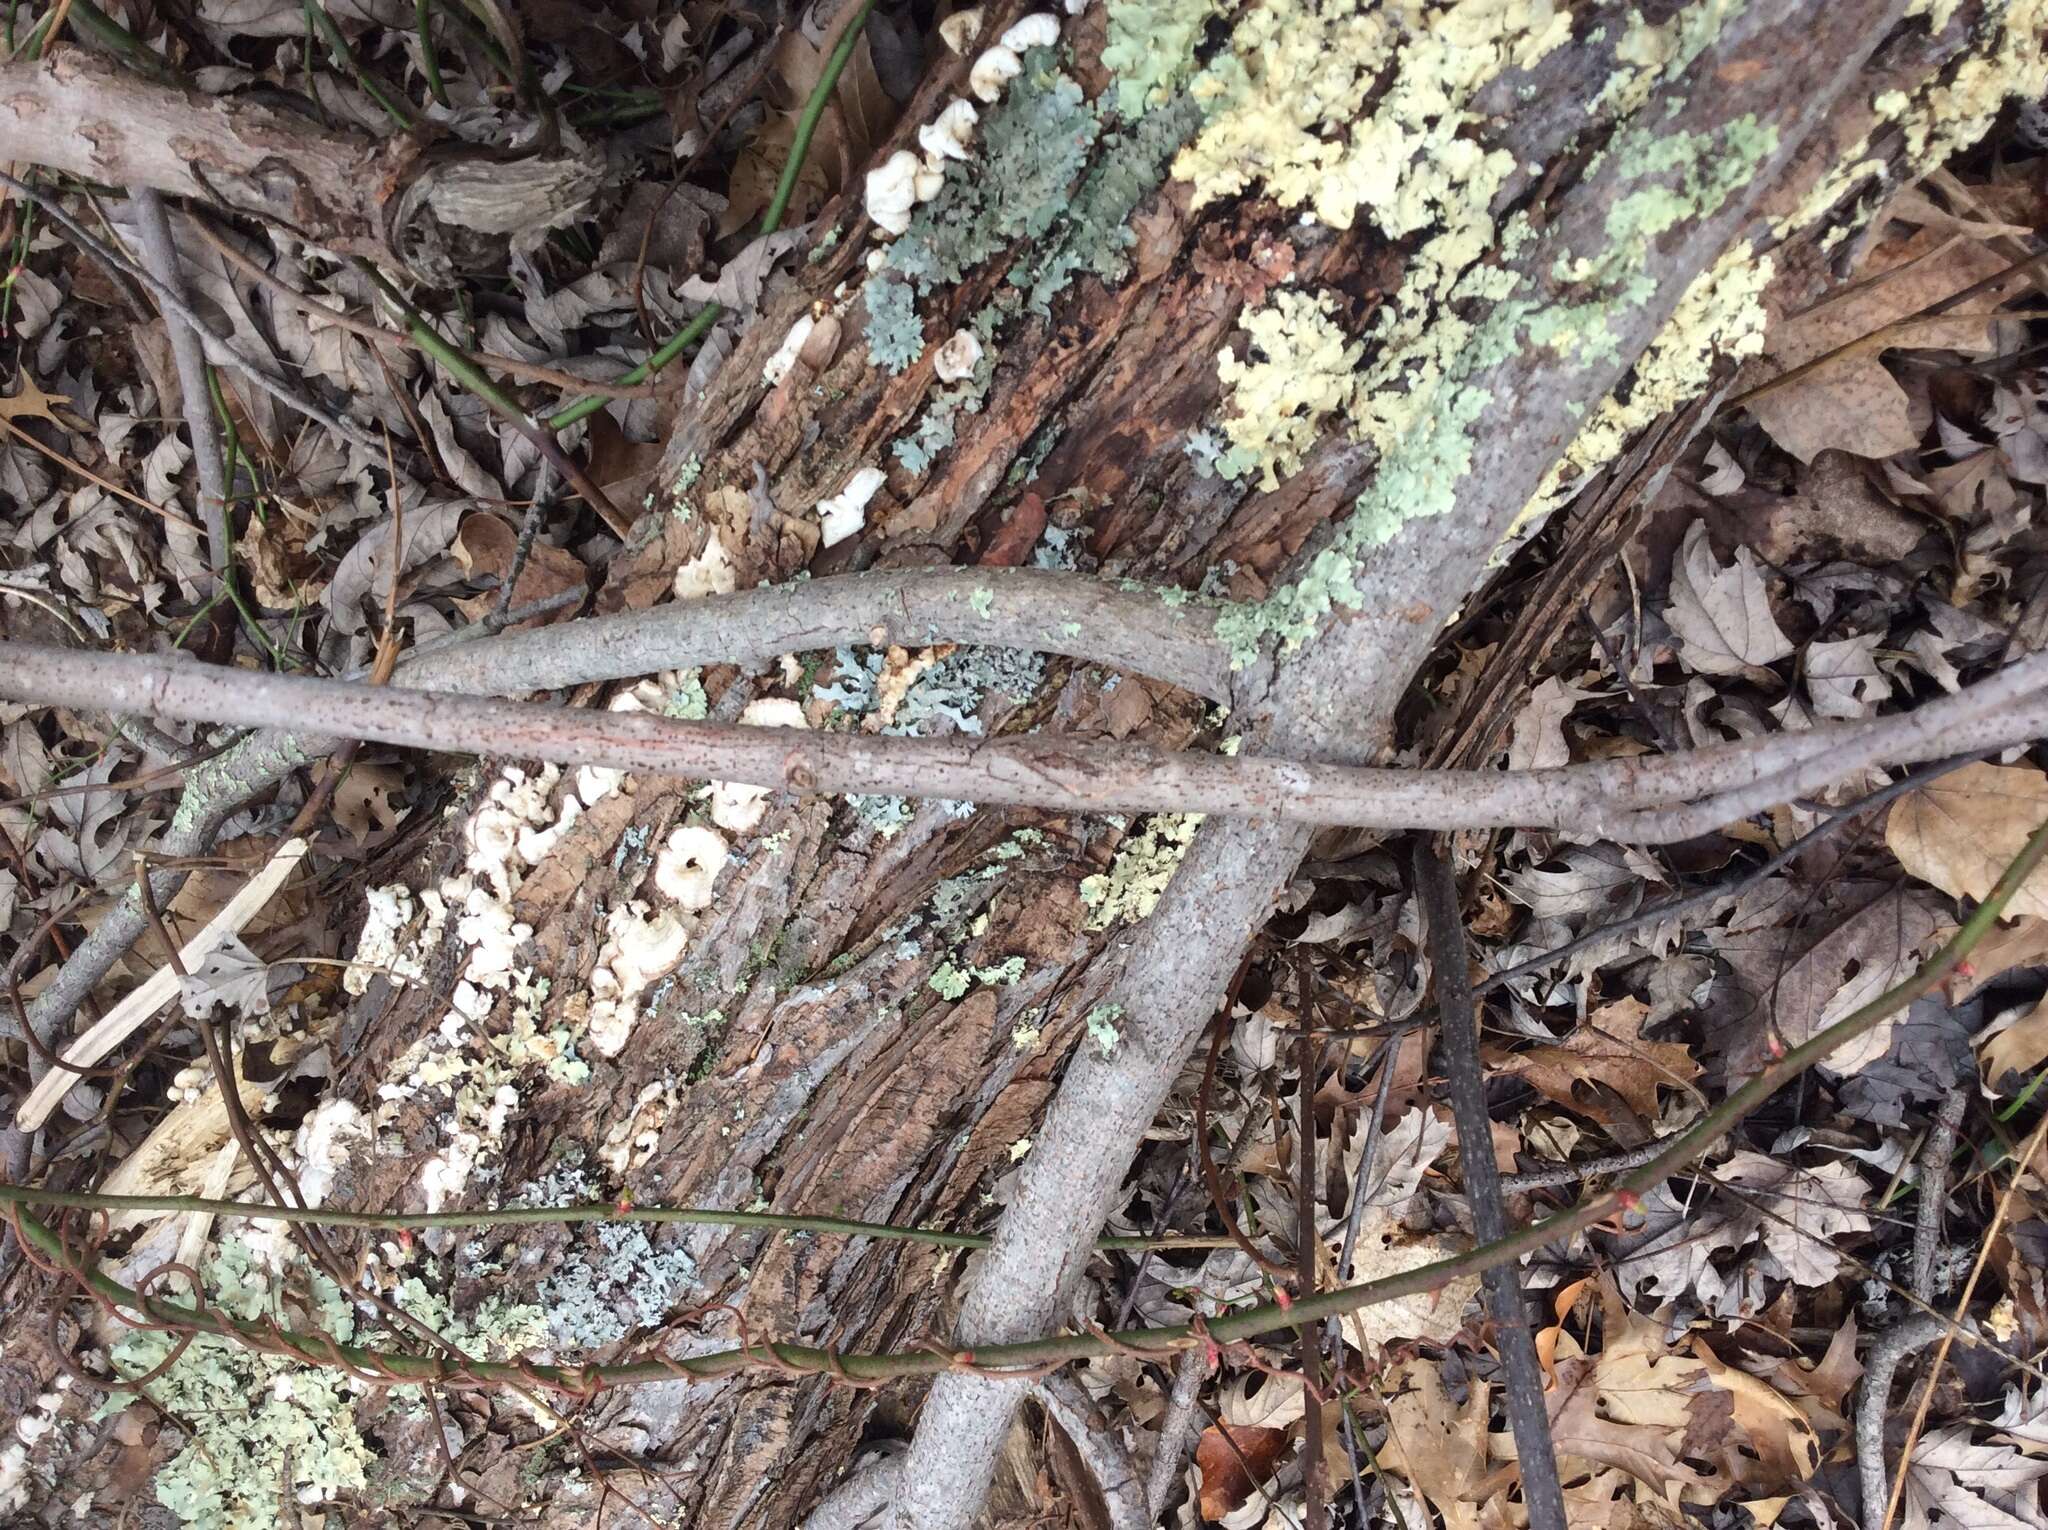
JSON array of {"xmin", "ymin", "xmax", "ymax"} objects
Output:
[{"xmin": 0, "ymin": 49, "xmax": 597, "ymax": 266}]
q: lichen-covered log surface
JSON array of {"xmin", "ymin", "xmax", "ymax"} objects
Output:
[{"xmin": 3, "ymin": 0, "xmax": 2048, "ymax": 1525}]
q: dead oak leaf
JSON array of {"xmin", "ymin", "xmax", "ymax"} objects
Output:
[
  {"xmin": 0, "ymin": 373, "xmax": 69, "ymax": 423},
  {"xmin": 1888, "ymin": 763, "xmax": 2048, "ymax": 921},
  {"xmin": 1380, "ymin": 1360, "xmax": 1490, "ymax": 1530},
  {"xmin": 1524, "ymin": 1354, "xmax": 1717, "ymax": 1503},
  {"xmin": 1744, "ymin": 225, "xmax": 2011, "ymax": 462},
  {"xmin": 1495, "ymin": 997, "xmax": 1699, "ymax": 1124},
  {"xmin": 1664, "ymin": 521, "xmax": 1793, "ymax": 678}
]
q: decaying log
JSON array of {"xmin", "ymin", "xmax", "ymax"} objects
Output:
[{"xmin": 0, "ymin": 48, "xmax": 597, "ymax": 271}]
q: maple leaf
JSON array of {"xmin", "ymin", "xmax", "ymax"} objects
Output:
[{"xmin": 1888, "ymin": 763, "xmax": 2048, "ymax": 922}]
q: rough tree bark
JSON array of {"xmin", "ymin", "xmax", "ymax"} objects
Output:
[{"xmin": 2, "ymin": 0, "xmax": 2040, "ymax": 1525}]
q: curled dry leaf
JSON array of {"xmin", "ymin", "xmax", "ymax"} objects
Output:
[
  {"xmin": 1380, "ymin": 1359, "xmax": 1490, "ymax": 1530},
  {"xmin": 1888, "ymin": 762, "xmax": 2048, "ymax": 920},
  {"xmin": 1195, "ymin": 1421, "xmax": 1290, "ymax": 1521}
]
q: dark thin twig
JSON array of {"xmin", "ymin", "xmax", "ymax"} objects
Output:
[
  {"xmin": 1292, "ymin": 979, "xmax": 1329, "ymax": 1530},
  {"xmin": 1413, "ymin": 840, "xmax": 1566, "ymax": 1530},
  {"xmin": 0, "ymin": 171, "xmax": 369, "ymax": 447}
]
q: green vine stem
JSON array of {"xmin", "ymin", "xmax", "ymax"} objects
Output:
[
  {"xmin": 20, "ymin": 817, "xmax": 2046, "ymax": 1394},
  {"xmin": 547, "ymin": 0, "xmax": 882, "ymax": 431}
]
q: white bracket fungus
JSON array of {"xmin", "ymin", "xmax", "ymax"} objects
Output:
[
  {"xmin": 938, "ymin": 7, "xmax": 982, "ymax": 53},
  {"xmin": 762, "ymin": 312, "xmax": 818, "ymax": 387},
  {"xmin": 672, "ymin": 529, "xmax": 737, "ymax": 604},
  {"xmin": 816, "ymin": 465, "xmax": 887, "ymax": 549},
  {"xmin": 999, "ymin": 12, "xmax": 1060, "ymax": 50},
  {"xmin": 968, "ymin": 45, "xmax": 1022, "ymax": 103},
  {"xmin": 866, "ymin": 149, "xmax": 922, "ymax": 236},
  {"xmin": 655, "ymin": 824, "xmax": 731, "ymax": 910},
  {"xmin": 918, "ymin": 99, "xmax": 979, "ymax": 162},
  {"xmin": 933, "ymin": 330, "xmax": 983, "ymax": 383},
  {"xmin": 710, "ymin": 697, "xmax": 811, "ymax": 833}
]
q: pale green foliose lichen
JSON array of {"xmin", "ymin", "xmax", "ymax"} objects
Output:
[
  {"xmin": 101, "ymin": 1241, "xmax": 373, "ymax": 1530},
  {"xmin": 864, "ymin": 274, "xmax": 927, "ymax": 374},
  {"xmin": 1102, "ymin": 0, "xmax": 1219, "ymax": 116},
  {"xmin": 1215, "ymin": 290, "xmax": 1365, "ymax": 489},
  {"xmin": 929, "ymin": 963, "xmax": 973, "ymax": 999},
  {"xmin": 888, "ymin": 48, "xmax": 1099, "ymax": 294},
  {"xmin": 1085, "ymin": 1001, "xmax": 1126, "ymax": 1055},
  {"xmin": 1080, "ymin": 813, "xmax": 1204, "ymax": 928}
]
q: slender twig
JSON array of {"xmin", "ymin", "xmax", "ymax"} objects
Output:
[
  {"xmin": 1294, "ymin": 1007, "xmax": 1329, "ymax": 1530},
  {"xmin": 1855, "ymin": 1313, "xmax": 1947, "ymax": 1528},
  {"xmin": 1882, "ymin": 1109, "xmax": 2048, "ymax": 1530},
  {"xmin": 547, "ymin": 0, "xmax": 880, "ymax": 430},
  {"xmin": 1910, "ymin": 1084, "xmax": 1968, "ymax": 1303},
  {"xmin": 16, "ymin": 816, "xmax": 2043, "ymax": 1393},
  {"xmin": 122, "ymin": 191, "xmax": 229, "ymax": 582},
  {"xmin": 303, "ymin": 0, "xmax": 418, "ymax": 128},
  {"xmin": 1477, "ymin": 754, "xmax": 1986, "ymax": 996},
  {"xmin": 188, "ymin": 217, "xmax": 678, "ymax": 401},
  {"xmin": 1412, "ymin": 842, "xmax": 1565, "ymax": 1530},
  {"xmin": 355, "ymin": 263, "xmax": 631, "ymax": 536},
  {"xmin": 0, "ymin": 1183, "xmax": 1232, "ymax": 1251},
  {"xmin": 5, "ymin": 641, "xmax": 2043, "ymax": 842},
  {"xmin": 1144, "ymin": 1350, "xmax": 1208, "ymax": 1520}
]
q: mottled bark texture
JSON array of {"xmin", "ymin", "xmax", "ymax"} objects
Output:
[{"xmin": 1, "ymin": 0, "xmax": 2028, "ymax": 1523}]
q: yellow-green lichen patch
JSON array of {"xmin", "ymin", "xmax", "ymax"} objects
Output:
[
  {"xmin": 1517, "ymin": 240, "xmax": 1774, "ymax": 538},
  {"xmin": 1213, "ymin": 106, "xmax": 1784, "ymax": 664},
  {"xmin": 1172, "ymin": 0, "xmax": 1561, "ymax": 234},
  {"xmin": 1215, "ymin": 290, "xmax": 1366, "ymax": 489},
  {"xmin": 1080, "ymin": 812, "xmax": 1204, "ymax": 927}
]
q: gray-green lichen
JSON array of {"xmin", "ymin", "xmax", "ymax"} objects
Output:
[
  {"xmin": 864, "ymin": 273, "xmax": 926, "ymax": 374},
  {"xmin": 887, "ymin": 48, "xmax": 1099, "ymax": 295},
  {"xmin": 1085, "ymin": 1001, "xmax": 1126, "ymax": 1056},
  {"xmin": 100, "ymin": 1242, "xmax": 373, "ymax": 1530}
]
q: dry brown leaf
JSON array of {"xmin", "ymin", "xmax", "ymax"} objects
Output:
[
  {"xmin": 451, "ymin": 511, "xmax": 588, "ymax": 628},
  {"xmin": 1664, "ymin": 522, "xmax": 1793, "ymax": 679},
  {"xmin": 1951, "ymin": 917, "xmax": 2048, "ymax": 1002},
  {"xmin": 1888, "ymin": 763, "xmax": 2048, "ymax": 920},
  {"xmin": 0, "ymin": 372, "xmax": 69, "ymax": 423},
  {"xmin": 1530, "ymin": 1354, "xmax": 1718, "ymax": 1503},
  {"xmin": 1195, "ymin": 1423, "xmax": 1289, "ymax": 1520},
  {"xmin": 1494, "ymin": 997, "xmax": 1699, "ymax": 1126},
  {"xmin": 331, "ymin": 760, "xmax": 410, "ymax": 846},
  {"xmin": 1980, "ymin": 996, "xmax": 2048, "ymax": 1089},
  {"xmin": 1381, "ymin": 1360, "xmax": 1490, "ymax": 1530},
  {"xmin": 1745, "ymin": 225, "xmax": 2011, "ymax": 461}
]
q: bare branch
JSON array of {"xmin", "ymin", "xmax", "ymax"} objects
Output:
[
  {"xmin": 3, "ymin": 641, "xmax": 2040, "ymax": 842},
  {"xmin": 1413, "ymin": 843, "xmax": 1565, "ymax": 1530}
]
